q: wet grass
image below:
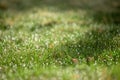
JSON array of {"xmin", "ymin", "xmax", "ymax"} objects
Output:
[{"xmin": 0, "ymin": 0, "xmax": 120, "ymax": 80}]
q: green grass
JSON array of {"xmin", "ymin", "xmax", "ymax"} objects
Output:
[{"xmin": 0, "ymin": 0, "xmax": 120, "ymax": 80}]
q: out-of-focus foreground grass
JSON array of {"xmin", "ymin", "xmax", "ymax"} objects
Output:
[{"xmin": 0, "ymin": 0, "xmax": 120, "ymax": 80}]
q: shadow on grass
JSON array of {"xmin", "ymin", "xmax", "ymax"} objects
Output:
[
  {"xmin": 88, "ymin": 0, "xmax": 120, "ymax": 24},
  {"xmin": 44, "ymin": 26, "xmax": 120, "ymax": 65},
  {"xmin": 0, "ymin": 0, "xmax": 90, "ymax": 11},
  {"xmin": 90, "ymin": 10, "xmax": 120, "ymax": 24},
  {"xmin": 0, "ymin": 10, "xmax": 10, "ymax": 31}
]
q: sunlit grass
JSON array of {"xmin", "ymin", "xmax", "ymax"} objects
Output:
[{"xmin": 0, "ymin": 0, "xmax": 120, "ymax": 80}]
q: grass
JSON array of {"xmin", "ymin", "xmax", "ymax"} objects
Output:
[{"xmin": 0, "ymin": 0, "xmax": 120, "ymax": 80}]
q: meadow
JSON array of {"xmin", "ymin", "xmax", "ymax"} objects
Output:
[{"xmin": 0, "ymin": 0, "xmax": 120, "ymax": 80}]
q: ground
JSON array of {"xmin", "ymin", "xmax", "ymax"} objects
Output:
[{"xmin": 0, "ymin": 0, "xmax": 120, "ymax": 80}]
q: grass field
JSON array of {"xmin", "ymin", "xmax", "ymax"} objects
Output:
[{"xmin": 0, "ymin": 0, "xmax": 120, "ymax": 80}]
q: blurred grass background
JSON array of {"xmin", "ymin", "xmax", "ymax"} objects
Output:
[{"xmin": 0, "ymin": 0, "xmax": 120, "ymax": 23}]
